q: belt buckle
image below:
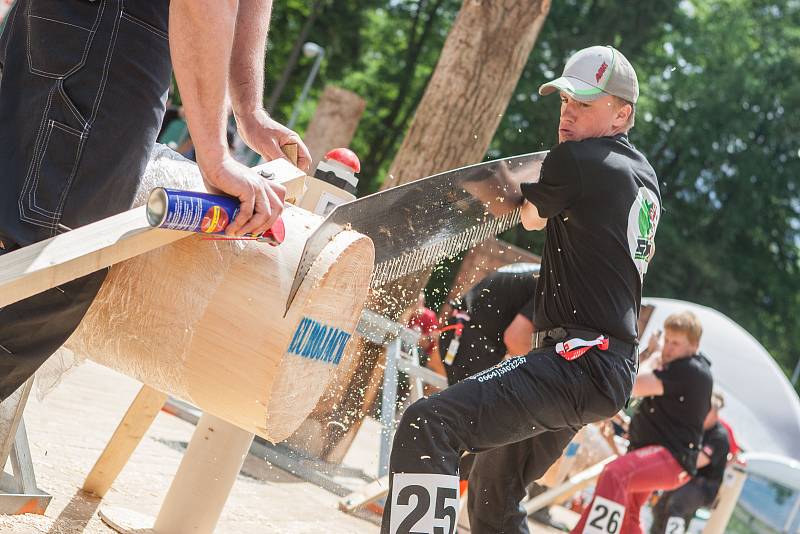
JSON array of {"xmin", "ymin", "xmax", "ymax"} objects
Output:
[{"xmin": 533, "ymin": 327, "xmax": 566, "ymax": 350}]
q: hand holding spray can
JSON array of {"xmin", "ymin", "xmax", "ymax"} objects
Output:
[{"xmin": 146, "ymin": 188, "xmax": 285, "ymax": 246}]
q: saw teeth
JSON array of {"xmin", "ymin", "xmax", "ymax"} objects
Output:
[{"xmin": 369, "ymin": 206, "xmax": 521, "ymax": 288}]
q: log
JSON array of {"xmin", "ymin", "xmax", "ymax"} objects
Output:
[{"xmin": 60, "ymin": 148, "xmax": 374, "ymax": 443}]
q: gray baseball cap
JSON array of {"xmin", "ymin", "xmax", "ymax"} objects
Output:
[{"xmin": 539, "ymin": 45, "xmax": 639, "ymax": 103}]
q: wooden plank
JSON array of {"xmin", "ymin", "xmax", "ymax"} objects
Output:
[
  {"xmin": 524, "ymin": 455, "xmax": 616, "ymax": 515},
  {"xmin": 82, "ymin": 385, "xmax": 168, "ymax": 498},
  {"xmin": 339, "ymin": 474, "xmax": 390, "ymax": 513},
  {"xmin": 0, "ymin": 160, "xmax": 306, "ymax": 309},
  {"xmin": 0, "ymin": 207, "xmax": 184, "ymax": 309}
]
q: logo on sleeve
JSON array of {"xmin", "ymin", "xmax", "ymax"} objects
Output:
[{"xmin": 626, "ymin": 187, "xmax": 660, "ymax": 280}]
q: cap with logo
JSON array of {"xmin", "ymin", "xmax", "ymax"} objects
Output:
[{"xmin": 539, "ymin": 45, "xmax": 639, "ymax": 104}]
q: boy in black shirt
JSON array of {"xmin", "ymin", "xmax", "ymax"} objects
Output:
[
  {"xmin": 381, "ymin": 45, "xmax": 660, "ymax": 534},
  {"xmin": 571, "ymin": 311, "xmax": 713, "ymax": 534},
  {"xmin": 650, "ymin": 391, "xmax": 731, "ymax": 534}
]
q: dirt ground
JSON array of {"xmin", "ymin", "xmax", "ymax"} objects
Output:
[{"xmin": 0, "ymin": 361, "xmax": 573, "ymax": 533}]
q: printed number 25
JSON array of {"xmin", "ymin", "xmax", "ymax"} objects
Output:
[
  {"xmin": 588, "ymin": 504, "xmax": 621, "ymax": 534},
  {"xmin": 396, "ymin": 484, "xmax": 457, "ymax": 534}
]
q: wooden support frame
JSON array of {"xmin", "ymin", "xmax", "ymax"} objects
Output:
[
  {"xmin": 524, "ymin": 455, "xmax": 616, "ymax": 515},
  {"xmin": 82, "ymin": 385, "xmax": 168, "ymax": 498},
  {"xmin": 97, "ymin": 413, "xmax": 255, "ymax": 534}
]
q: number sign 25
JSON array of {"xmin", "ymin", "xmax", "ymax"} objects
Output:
[
  {"xmin": 389, "ymin": 473, "xmax": 459, "ymax": 534},
  {"xmin": 583, "ymin": 496, "xmax": 625, "ymax": 534}
]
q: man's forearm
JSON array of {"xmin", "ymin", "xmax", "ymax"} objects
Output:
[
  {"xmin": 229, "ymin": 0, "xmax": 273, "ymax": 116},
  {"xmin": 521, "ymin": 200, "xmax": 547, "ymax": 230},
  {"xmin": 632, "ymin": 372, "xmax": 664, "ymax": 398},
  {"xmin": 170, "ymin": 0, "xmax": 237, "ymax": 169}
]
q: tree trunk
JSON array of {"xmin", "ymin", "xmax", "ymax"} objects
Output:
[
  {"xmin": 265, "ymin": 1, "xmax": 324, "ymax": 115},
  {"xmin": 297, "ymin": 0, "xmax": 553, "ymax": 463},
  {"xmin": 302, "ymin": 85, "xmax": 366, "ymax": 171},
  {"xmin": 382, "ymin": 0, "xmax": 551, "ymax": 189}
]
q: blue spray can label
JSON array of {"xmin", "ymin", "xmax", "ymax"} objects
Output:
[{"xmin": 146, "ymin": 188, "xmax": 284, "ymax": 245}]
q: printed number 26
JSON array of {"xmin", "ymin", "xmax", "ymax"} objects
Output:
[
  {"xmin": 588, "ymin": 504, "xmax": 621, "ymax": 534},
  {"xmin": 396, "ymin": 484, "xmax": 457, "ymax": 534}
]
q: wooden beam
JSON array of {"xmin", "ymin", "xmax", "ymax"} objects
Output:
[
  {"xmin": 83, "ymin": 385, "xmax": 168, "ymax": 498},
  {"xmin": 0, "ymin": 159, "xmax": 306, "ymax": 309},
  {"xmin": 524, "ymin": 455, "xmax": 615, "ymax": 515}
]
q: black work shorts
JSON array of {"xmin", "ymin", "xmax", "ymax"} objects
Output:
[{"xmin": 0, "ymin": 0, "xmax": 171, "ymax": 400}]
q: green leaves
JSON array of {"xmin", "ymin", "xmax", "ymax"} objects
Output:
[{"xmin": 264, "ymin": 0, "xmax": 799, "ymax": 382}]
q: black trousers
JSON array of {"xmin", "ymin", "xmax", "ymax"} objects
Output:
[
  {"xmin": 440, "ymin": 326, "xmax": 505, "ymax": 386},
  {"xmin": 380, "ymin": 341, "xmax": 636, "ymax": 534},
  {"xmin": 650, "ymin": 477, "xmax": 717, "ymax": 534},
  {"xmin": 0, "ymin": 0, "xmax": 171, "ymax": 400}
]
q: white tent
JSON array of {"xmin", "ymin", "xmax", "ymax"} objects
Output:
[{"xmin": 641, "ymin": 297, "xmax": 800, "ymax": 460}]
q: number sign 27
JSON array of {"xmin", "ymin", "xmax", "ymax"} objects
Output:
[
  {"xmin": 666, "ymin": 517, "xmax": 686, "ymax": 534},
  {"xmin": 583, "ymin": 496, "xmax": 625, "ymax": 534},
  {"xmin": 389, "ymin": 473, "xmax": 459, "ymax": 534}
]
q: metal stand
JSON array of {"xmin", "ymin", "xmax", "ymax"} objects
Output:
[
  {"xmin": 0, "ymin": 378, "xmax": 52, "ymax": 514},
  {"xmin": 339, "ymin": 310, "xmax": 448, "ymax": 514}
]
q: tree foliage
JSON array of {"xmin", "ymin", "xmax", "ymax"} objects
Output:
[{"xmin": 266, "ymin": 0, "xmax": 800, "ymax": 378}]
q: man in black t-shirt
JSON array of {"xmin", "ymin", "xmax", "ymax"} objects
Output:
[
  {"xmin": 650, "ymin": 391, "xmax": 730, "ymax": 534},
  {"xmin": 438, "ymin": 262, "xmax": 539, "ymax": 385},
  {"xmin": 382, "ymin": 45, "xmax": 660, "ymax": 534},
  {"xmin": 571, "ymin": 311, "xmax": 713, "ymax": 534}
]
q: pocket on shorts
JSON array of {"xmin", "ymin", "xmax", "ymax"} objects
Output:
[
  {"xmin": 20, "ymin": 119, "xmax": 85, "ymax": 228},
  {"xmin": 26, "ymin": 0, "xmax": 102, "ymax": 78},
  {"xmin": 120, "ymin": 5, "xmax": 168, "ymax": 41}
]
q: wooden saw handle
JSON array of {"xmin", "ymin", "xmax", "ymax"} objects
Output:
[{"xmin": 282, "ymin": 143, "xmax": 299, "ymax": 166}]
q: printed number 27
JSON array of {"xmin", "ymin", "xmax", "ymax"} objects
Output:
[
  {"xmin": 666, "ymin": 517, "xmax": 686, "ymax": 534},
  {"xmin": 396, "ymin": 485, "xmax": 457, "ymax": 534}
]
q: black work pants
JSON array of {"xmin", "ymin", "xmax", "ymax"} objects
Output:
[
  {"xmin": 650, "ymin": 477, "xmax": 717, "ymax": 534},
  {"xmin": 380, "ymin": 341, "xmax": 636, "ymax": 534},
  {"xmin": 0, "ymin": 0, "xmax": 171, "ymax": 400}
]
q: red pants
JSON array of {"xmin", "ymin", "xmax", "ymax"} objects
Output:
[{"xmin": 571, "ymin": 445, "xmax": 689, "ymax": 534}]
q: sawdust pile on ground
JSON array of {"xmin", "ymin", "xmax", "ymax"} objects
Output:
[{"xmin": 0, "ymin": 513, "xmax": 61, "ymax": 534}]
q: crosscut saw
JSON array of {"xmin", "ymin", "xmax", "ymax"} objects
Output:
[{"xmin": 285, "ymin": 150, "xmax": 549, "ymax": 314}]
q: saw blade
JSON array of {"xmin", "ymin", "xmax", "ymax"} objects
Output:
[{"xmin": 285, "ymin": 150, "xmax": 548, "ymax": 314}]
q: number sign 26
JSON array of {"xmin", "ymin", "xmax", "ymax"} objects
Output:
[
  {"xmin": 583, "ymin": 496, "xmax": 625, "ymax": 534},
  {"xmin": 389, "ymin": 473, "xmax": 459, "ymax": 534}
]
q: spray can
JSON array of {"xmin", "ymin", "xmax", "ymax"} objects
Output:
[{"xmin": 146, "ymin": 188, "xmax": 285, "ymax": 246}]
